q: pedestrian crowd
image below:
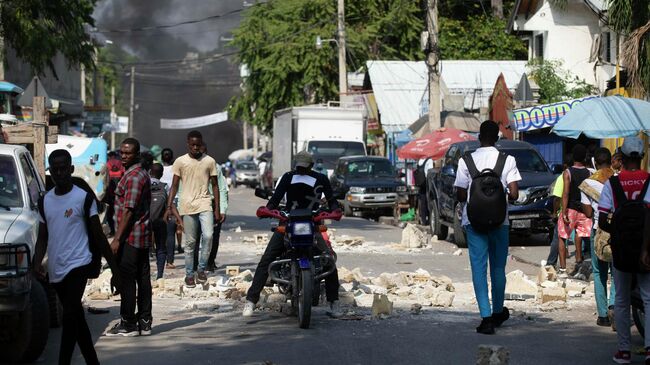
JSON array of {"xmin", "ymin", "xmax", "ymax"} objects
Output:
[{"xmin": 31, "ymin": 121, "xmax": 650, "ymax": 365}]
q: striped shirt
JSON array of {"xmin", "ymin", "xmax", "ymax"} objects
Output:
[{"xmin": 115, "ymin": 163, "xmax": 152, "ymax": 248}]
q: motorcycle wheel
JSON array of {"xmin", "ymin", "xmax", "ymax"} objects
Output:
[
  {"xmin": 298, "ymin": 269, "xmax": 313, "ymax": 329},
  {"xmin": 633, "ymin": 305, "xmax": 645, "ymax": 338}
]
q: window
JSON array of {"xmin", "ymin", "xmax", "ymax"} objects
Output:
[
  {"xmin": 535, "ymin": 34, "xmax": 544, "ymax": 59},
  {"xmin": 601, "ymin": 31, "xmax": 612, "ymax": 63},
  {"xmin": 0, "ymin": 155, "xmax": 23, "ymax": 208},
  {"xmin": 20, "ymin": 155, "xmax": 40, "ymax": 205},
  {"xmin": 504, "ymin": 149, "xmax": 548, "ymax": 173},
  {"xmin": 346, "ymin": 160, "xmax": 395, "ymax": 177}
]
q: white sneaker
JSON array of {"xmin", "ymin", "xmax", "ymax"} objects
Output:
[
  {"xmin": 242, "ymin": 301, "xmax": 255, "ymax": 317},
  {"xmin": 558, "ymin": 269, "xmax": 568, "ymax": 279},
  {"xmin": 327, "ymin": 300, "xmax": 343, "ymax": 318}
]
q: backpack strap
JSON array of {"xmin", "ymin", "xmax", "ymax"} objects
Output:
[
  {"xmin": 462, "ymin": 152, "xmax": 480, "ymax": 179},
  {"xmin": 83, "ymin": 191, "xmax": 94, "ymax": 223},
  {"xmin": 636, "ymin": 177, "xmax": 650, "ymax": 202},
  {"xmin": 493, "ymin": 153, "xmax": 508, "ymax": 177},
  {"xmin": 609, "ymin": 175, "xmax": 628, "ymax": 205}
]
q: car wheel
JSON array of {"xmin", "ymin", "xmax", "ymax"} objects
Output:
[
  {"xmin": 453, "ymin": 203, "xmax": 467, "ymax": 248},
  {"xmin": 429, "ymin": 202, "xmax": 448, "ymax": 241}
]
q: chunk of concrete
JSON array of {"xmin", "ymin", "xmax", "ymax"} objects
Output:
[
  {"xmin": 266, "ymin": 293, "xmax": 287, "ymax": 304},
  {"xmin": 338, "ymin": 292, "xmax": 357, "ymax": 306},
  {"xmin": 477, "ymin": 345, "xmax": 510, "ymax": 365},
  {"xmin": 226, "ymin": 266, "xmax": 240, "ymax": 276},
  {"xmin": 432, "ymin": 290, "xmax": 455, "ymax": 307},
  {"xmin": 371, "ymin": 294, "xmax": 393, "ymax": 318},
  {"xmin": 411, "ymin": 303, "xmax": 423, "ymax": 315},
  {"xmin": 401, "ymin": 223, "xmax": 427, "ymax": 248},
  {"xmin": 504, "ymin": 270, "xmax": 537, "ymax": 301},
  {"xmin": 235, "ymin": 269, "xmax": 253, "ymax": 282},
  {"xmin": 540, "ymin": 287, "xmax": 567, "ymax": 303},
  {"xmin": 538, "ymin": 265, "xmax": 558, "ymax": 283}
]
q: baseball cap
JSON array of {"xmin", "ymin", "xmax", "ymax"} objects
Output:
[
  {"xmin": 621, "ymin": 136, "xmax": 645, "ymax": 157},
  {"xmin": 294, "ymin": 151, "xmax": 314, "ymax": 168}
]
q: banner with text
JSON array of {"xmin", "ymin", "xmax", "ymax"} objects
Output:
[
  {"xmin": 160, "ymin": 111, "xmax": 228, "ymax": 130},
  {"xmin": 512, "ymin": 96, "xmax": 599, "ymax": 132}
]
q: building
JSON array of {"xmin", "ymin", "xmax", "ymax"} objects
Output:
[{"xmin": 508, "ymin": 0, "xmax": 616, "ymax": 91}]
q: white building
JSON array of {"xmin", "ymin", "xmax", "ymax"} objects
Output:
[{"xmin": 508, "ymin": 0, "xmax": 616, "ymax": 91}]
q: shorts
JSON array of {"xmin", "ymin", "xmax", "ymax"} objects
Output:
[{"xmin": 558, "ymin": 208, "xmax": 592, "ymax": 239}]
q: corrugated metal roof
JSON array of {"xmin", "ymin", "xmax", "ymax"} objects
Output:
[{"xmin": 366, "ymin": 60, "xmax": 428, "ymax": 134}]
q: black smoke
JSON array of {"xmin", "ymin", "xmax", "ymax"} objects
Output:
[{"xmin": 93, "ymin": 0, "xmax": 245, "ymax": 162}]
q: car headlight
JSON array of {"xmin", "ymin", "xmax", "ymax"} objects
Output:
[
  {"xmin": 515, "ymin": 186, "xmax": 549, "ymax": 205},
  {"xmin": 292, "ymin": 222, "xmax": 313, "ymax": 236},
  {"xmin": 516, "ymin": 189, "xmax": 529, "ymax": 204},
  {"xmin": 396, "ymin": 185, "xmax": 408, "ymax": 193},
  {"xmin": 349, "ymin": 186, "xmax": 366, "ymax": 193}
]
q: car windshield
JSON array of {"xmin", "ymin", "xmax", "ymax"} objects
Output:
[
  {"xmin": 504, "ymin": 149, "xmax": 548, "ymax": 173},
  {"xmin": 236, "ymin": 162, "xmax": 257, "ymax": 170},
  {"xmin": 308, "ymin": 141, "xmax": 366, "ymax": 169},
  {"xmin": 347, "ymin": 160, "xmax": 395, "ymax": 177},
  {"xmin": 0, "ymin": 155, "xmax": 23, "ymax": 208}
]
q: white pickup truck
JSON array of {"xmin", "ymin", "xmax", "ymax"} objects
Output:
[{"xmin": 0, "ymin": 144, "xmax": 51, "ymax": 363}]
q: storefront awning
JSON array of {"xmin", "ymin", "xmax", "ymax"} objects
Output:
[{"xmin": 512, "ymin": 96, "xmax": 600, "ymax": 132}]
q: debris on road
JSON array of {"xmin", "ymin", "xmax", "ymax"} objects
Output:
[
  {"xmin": 226, "ymin": 266, "xmax": 240, "ymax": 276},
  {"xmin": 372, "ymin": 294, "xmax": 393, "ymax": 318},
  {"xmin": 453, "ymin": 249, "xmax": 463, "ymax": 256},
  {"xmin": 504, "ymin": 270, "xmax": 537, "ymax": 301},
  {"xmin": 400, "ymin": 224, "xmax": 427, "ymax": 248},
  {"xmin": 477, "ymin": 345, "xmax": 510, "ymax": 365}
]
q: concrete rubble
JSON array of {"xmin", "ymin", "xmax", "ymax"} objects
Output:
[
  {"xmin": 400, "ymin": 224, "xmax": 427, "ymax": 249},
  {"xmin": 504, "ymin": 270, "xmax": 538, "ymax": 301},
  {"xmin": 477, "ymin": 345, "xmax": 509, "ymax": 365}
]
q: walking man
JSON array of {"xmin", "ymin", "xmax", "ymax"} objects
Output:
[
  {"xmin": 149, "ymin": 163, "xmax": 168, "ymax": 282},
  {"xmin": 167, "ymin": 131, "xmax": 221, "ymax": 288},
  {"xmin": 579, "ymin": 147, "xmax": 616, "ymax": 327},
  {"xmin": 454, "ymin": 121, "xmax": 521, "ymax": 334},
  {"xmin": 33, "ymin": 149, "xmax": 119, "ymax": 364},
  {"xmin": 160, "ymin": 148, "xmax": 182, "ymax": 259},
  {"xmin": 106, "ymin": 138, "xmax": 153, "ymax": 337}
]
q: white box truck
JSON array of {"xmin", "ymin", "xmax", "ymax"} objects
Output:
[{"xmin": 272, "ymin": 101, "xmax": 367, "ymax": 182}]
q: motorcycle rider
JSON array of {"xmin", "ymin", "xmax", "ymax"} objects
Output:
[{"xmin": 243, "ymin": 151, "xmax": 343, "ymax": 318}]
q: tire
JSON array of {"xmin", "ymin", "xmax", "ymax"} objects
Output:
[
  {"xmin": 0, "ymin": 279, "xmax": 50, "ymax": 363},
  {"xmin": 633, "ymin": 305, "xmax": 645, "ymax": 338},
  {"xmin": 453, "ymin": 204, "xmax": 467, "ymax": 248},
  {"xmin": 312, "ymin": 281, "xmax": 323, "ymax": 307},
  {"xmin": 298, "ymin": 269, "xmax": 313, "ymax": 329},
  {"xmin": 343, "ymin": 202, "xmax": 353, "ymax": 217},
  {"xmin": 429, "ymin": 201, "xmax": 448, "ymax": 241}
]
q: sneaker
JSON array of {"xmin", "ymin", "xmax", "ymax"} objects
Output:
[
  {"xmin": 476, "ymin": 317, "xmax": 495, "ymax": 335},
  {"xmin": 105, "ymin": 320, "xmax": 139, "ymax": 337},
  {"xmin": 185, "ymin": 276, "xmax": 196, "ymax": 288},
  {"xmin": 242, "ymin": 301, "xmax": 255, "ymax": 317},
  {"xmin": 609, "ymin": 306, "xmax": 616, "ymax": 331},
  {"xmin": 612, "ymin": 350, "xmax": 631, "ymax": 364},
  {"xmin": 139, "ymin": 319, "xmax": 152, "ymax": 336},
  {"xmin": 597, "ymin": 316, "xmax": 612, "ymax": 327},
  {"xmin": 492, "ymin": 307, "xmax": 510, "ymax": 327},
  {"xmin": 558, "ymin": 268, "xmax": 568, "ymax": 279},
  {"xmin": 327, "ymin": 300, "xmax": 343, "ymax": 318},
  {"xmin": 197, "ymin": 271, "xmax": 208, "ymax": 283}
]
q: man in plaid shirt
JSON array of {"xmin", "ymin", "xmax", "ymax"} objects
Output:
[{"xmin": 106, "ymin": 137, "xmax": 153, "ymax": 337}]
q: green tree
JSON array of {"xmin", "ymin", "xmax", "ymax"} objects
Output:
[
  {"xmin": 0, "ymin": 0, "xmax": 97, "ymax": 77},
  {"xmin": 527, "ymin": 59, "xmax": 598, "ymax": 103},
  {"xmin": 229, "ymin": 0, "xmax": 424, "ymax": 131},
  {"xmin": 439, "ymin": 15, "xmax": 527, "ymax": 60}
]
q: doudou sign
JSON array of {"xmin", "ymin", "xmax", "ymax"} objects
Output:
[{"xmin": 512, "ymin": 96, "xmax": 599, "ymax": 132}]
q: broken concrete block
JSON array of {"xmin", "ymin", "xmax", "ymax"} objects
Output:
[
  {"xmin": 254, "ymin": 234, "xmax": 269, "ymax": 245},
  {"xmin": 504, "ymin": 270, "xmax": 537, "ymax": 301},
  {"xmin": 567, "ymin": 290, "xmax": 582, "ymax": 298},
  {"xmin": 87, "ymin": 291, "xmax": 111, "ymax": 300},
  {"xmin": 540, "ymin": 280, "xmax": 559, "ymax": 288},
  {"xmin": 477, "ymin": 345, "xmax": 510, "ymax": 365},
  {"xmin": 411, "ymin": 303, "xmax": 423, "ymax": 315},
  {"xmin": 338, "ymin": 292, "xmax": 357, "ymax": 306},
  {"xmin": 400, "ymin": 223, "xmax": 427, "ymax": 248},
  {"xmin": 226, "ymin": 266, "xmax": 240, "ymax": 276},
  {"xmin": 453, "ymin": 249, "xmax": 463, "ymax": 256},
  {"xmin": 563, "ymin": 279, "xmax": 587, "ymax": 294},
  {"xmin": 351, "ymin": 268, "xmax": 369, "ymax": 284},
  {"xmin": 539, "ymin": 300, "xmax": 567, "ymax": 312},
  {"xmin": 235, "ymin": 270, "xmax": 253, "ymax": 282},
  {"xmin": 540, "ymin": 287, "xmax": 567, "ymax": 303},
  {"xmin": 371, "ymin": 294, "xmax": 393, "ymax": 317},
  {"xmin": 396, "ymin": 287, "xmax": 411, "ymax": 298},
  {"xmin": 432, "ymin": 275, "xmax": 455, "ymax": 292},
  {"xmin": 266, "ymin": 293, "xmax": 287, "ymax": 304},
  {"xmin": 538, "ymin": 265, "xmax": 557, "ymax": 283},
  {"xmin": 432, "ymin": 291, "xmax": 455, "ymax": 307},
  {"xmin": 338, "ymin": 267, "xmax": 355, "ymax": 283}
]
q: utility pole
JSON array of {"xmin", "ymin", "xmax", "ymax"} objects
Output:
[
  {"xmin": 80, "ymin": 65, "xmax": 86, "ymax": 105},
  {"xmin": 426, "ymin": 0, "xmax": 441, "ymax": 130},
  {"xmin": 128, "ymin": 65, "xmax": 135, "ymax": 138},
  {"xmin": 243, "ymin": 122, "xmax": 248, "ymax": 150},
  {"xmin": 110, "ymin": 85, "xmax": 116, "ymax": 150},
  {"xmin": 0, "ymin": 36, "xmax": 5, "ymax": 81},
  {"xmin": 491, "ymin": 0, "xmax": 504, "ymax": 19},
  {"xmin": 337, "ymin": 0, "xmax": 347, "ymax": 98},
  {"xmin": 253, "ymin": 125, "xmax": 258, "ymax": 156}
]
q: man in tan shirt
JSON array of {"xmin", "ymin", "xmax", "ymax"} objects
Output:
[{"xmin": 166, "ymin": 130, "xmax": 221, "ymax": 288}]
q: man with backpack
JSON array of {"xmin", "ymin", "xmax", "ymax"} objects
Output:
[
  {"xmin": 454, "ymin": 121, "xmax": 521, "ymax": 335},
  {"xmin": 415, "ymin": 158, "xmax": 433, "ymax": 226},
  {"xmin": 32, "ymin": 149, "xmax": 119, "ymax": 364},
  {"xmin": 149, "ymin": 163, "xmax": 168, "ymax": 282},
  {"xmin": 598, "ymin": 137, "xmax": 650, "ymax": 364}
]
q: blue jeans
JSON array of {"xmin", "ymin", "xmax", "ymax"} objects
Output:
[
  {"xmin": 465, "ymin": 224, "xmax": 510, "ymax": 318},
  {"xmin": 166, "ymin": 218, "xmax": 177, "ymax": 264},
  {"xmin": 182, "ymin": 211, "xmax": 214, "ymax": 276},
  {"xmin": 613, "ymin": 268, "xmax": 650, "ymax": 351},
  {"xmin": 591, "ymin": 229, "xmax": 615, "ymax": 317}
]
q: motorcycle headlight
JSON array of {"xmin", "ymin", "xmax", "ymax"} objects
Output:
[
  {"xmin": 349, "ymin": 186, "xmax": 366, "ymax": 194},
  {"xmin": 396, "ymin": 185, "xmax": 408, "ymax": 193},
  {"xmin": 292, "ymin": 222, "xmax": 313, "ymax": 236}
]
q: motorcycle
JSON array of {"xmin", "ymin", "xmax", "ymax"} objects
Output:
[{"xmin": 254, "ymin": 189, "xmax": 342, "ymax": 329}]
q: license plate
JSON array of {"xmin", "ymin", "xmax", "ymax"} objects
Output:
[{"xmin": 512, "ymin": 219, "xmax": 531, "ymax": 229}]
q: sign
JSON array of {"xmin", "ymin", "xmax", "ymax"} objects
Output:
[
  {"xmin": 160, "ymin": 111, "xmax": 228, "ymax": 130},
  {"xmin": 84, "ymin": 109, "xmax": 111, "ymax": 137},
  {"xmin": 512, "ymin": 96, "xmax": 599, "ymax": 132}
]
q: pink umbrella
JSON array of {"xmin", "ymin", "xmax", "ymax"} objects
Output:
[{"xmin": 397, "ymin": 128, "xmax": 476, "ymax": 160}]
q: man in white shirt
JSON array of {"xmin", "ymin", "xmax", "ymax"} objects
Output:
[{"xmin": 454, "ymin": 121, "xmax": 521, "ymax": 335}]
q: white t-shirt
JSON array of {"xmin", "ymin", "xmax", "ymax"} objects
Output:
[
  {"xmin": 161, "ymin": 164, "xmax": 173, "ymax": 187},
  {"xmin": 454, "ymin": 146, "xmax": 522, "ymax": 227},
  {"xmin": 580, "ymin": 178, "xmax": 604, "ymax": 229},
  {"xmin": 39, "ymin": 185, "xmax": 98, "ymax": 283}
]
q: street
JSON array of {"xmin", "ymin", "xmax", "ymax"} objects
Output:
[{"xmin": 37, "ymin": 187, "xmax": 634, "ymax": 365}]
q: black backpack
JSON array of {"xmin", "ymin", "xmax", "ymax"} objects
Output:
[
  {"xmin": 414, "ymin": 159, "xmax": 430, "ymax": 188},
  {"xmin": 150, "ymin": 181, "xmax": 168, "ymax": 223},
  {"xmin": 463, "ymin": 151, "xmax": 508, "ymax": 233},
  {"xmin": 609, "ymin": 175, "xmax": 650, "ymax": 273},
  {"xmin": 38, "ymin": 185, "xmax": 102, "ymax": 279}
]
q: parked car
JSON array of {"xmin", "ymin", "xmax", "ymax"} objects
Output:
[
  {"xmin": 0, "ymin": 144, "xmax": 51, "ymax": 362},
  {"xmin": 234, "ymin": 160, "xmax": 260, "ymax": 188},
  {"xmin": 330, "ymin": 156, "xmax": 407, "ymax": 216},
  {"xmin": 427, "ymin": 140, "xmax": 560, "ymax": 248}
]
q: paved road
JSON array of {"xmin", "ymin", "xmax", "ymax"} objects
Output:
[{"xmin": 35, "ymin": 187, "xmax": 638, "ymax": 365}]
